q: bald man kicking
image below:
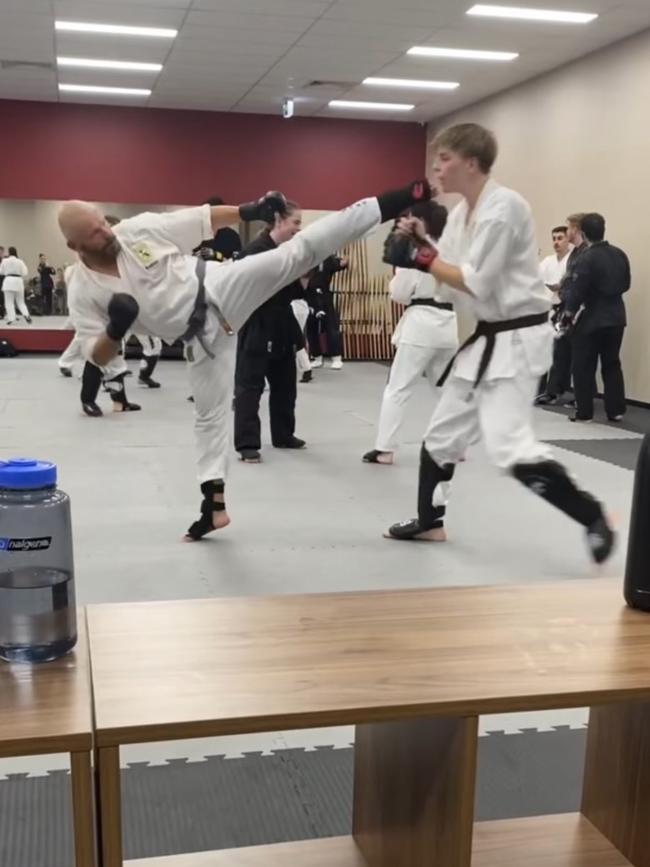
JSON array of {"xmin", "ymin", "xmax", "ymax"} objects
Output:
[{"xmin": 60, "ymin": 184, "xmax": 429, "ymax": 540}]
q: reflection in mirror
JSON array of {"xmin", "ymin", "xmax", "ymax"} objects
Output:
[{"xmin": 0, "ymin": 199, "xmax": 186, "ymax": 320}]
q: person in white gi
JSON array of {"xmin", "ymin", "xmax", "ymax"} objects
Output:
[
  {"xmin": 58, "ymin": 321, "xmax": 141, "ymax": 416},
  {"xmin": 363, "ymin": 200, "xmax": 457, "ymax": 464},
  {"xmin": 59, "ymin": 182, "xmax": 430, "ymax": 541},
  {"xmin": 539, "ymin": 225, "xmax": 571, "ymax": 295},
  {"xmin": 383, "ymin": 123, "xmax": 614, "ymax": 564},
  {"xmin": 0, "ymin": 247, "xmax": 31, "ymax": 324}
]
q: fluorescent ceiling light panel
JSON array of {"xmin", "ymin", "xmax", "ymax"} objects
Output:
[
  {"xmin": 466, "ymin": 5, "xmax": 598, "ymax": 24},
  {"xmin": 329, "ymin": 100, "xmax": 414, "ymax": 111},
  {"xmin": 363, "ymin": 77, "xmax": 459, "ymax": 90},
  {"xmin": 57, "ymin": 57, "xmax": 162, "ymax": 72},
  {"xmin": 408, "ymin": 46, "xmax": 518, "ymax": 61},
  {"xmin": 59, "ymin": 84, "xmax": 151, "ymax": 96},
  {"xmin": 55, "ymin": 21, "xmax": 177, "ymax": 38}
]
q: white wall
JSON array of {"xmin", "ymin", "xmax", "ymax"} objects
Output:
[{"xmin": 428, "ymin": 27, "xmax": 650, "ymax": 402}]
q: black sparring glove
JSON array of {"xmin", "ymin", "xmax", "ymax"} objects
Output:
[
  {"xmin": 239, "ymin": 191, "xmax": 288, "ymax": 223},
  {"xmin": 377, "ymin": 179, "xmax": 433, "ymax": 222},
  {"xmin": 106, "ymin": 293, "xmax": 139, "ymax": 342},
  {"xmin": 383, "ymin": 230, "xmax": 438, "ymax": 272}
]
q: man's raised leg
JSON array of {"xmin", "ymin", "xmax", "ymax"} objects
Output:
[{"xmin": 210, "ymin": 182, "xmax": 431, "ymax": 332}]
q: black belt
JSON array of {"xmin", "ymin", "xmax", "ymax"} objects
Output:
[
  {"xmin": 409, "ymin": 298, "xmax": 453, "ymax": 311},
  {"xmin": 181, "ymin": 258, "xmax": 233, "ymax": 360},
  {"xmin": 437, "ymin": 311, "xmax": 549, "ymax": 389}
]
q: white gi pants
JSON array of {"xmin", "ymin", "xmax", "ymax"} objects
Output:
[
  {"xmin": 187, "ymin": 197, "xmax": 381, "ymax": 484},
  {"xmin": 422, "ymin": 341, "xmax": 552, "ymax": 513},
  {"xmin": 2, "ymin": 286, "xmax": 30, "ymax": 324},
  {"xmin": 59, "ymin": 332, "xmax": 128, "ymax": 379},
  {"xmin": 375, "ymin": 344, "xmax": 456, "ymax": 452},
  {"xmin": 186, "ymin": 334, "xmax": 237, "ymax": 483},
  {"xmin": 133, "ymin": 334, "xmax": 162, "ymax": 357},
  {"xmin": 291, "ymin": 299, "xmax": 311, "ymax": 376},
  {"xmin": 59, "ymin": 333, "xmax": 85, "ymax": 370}
]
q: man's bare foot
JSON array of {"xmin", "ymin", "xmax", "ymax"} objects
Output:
[
  {"xmin": 363, "ymin": 449, "xmax": 394, "ymax": 464},
  {"xmin": 383, "ymin": 519, "xmax": 447, "ymax": 542},
  {"xmin": 183, "ymin": 511, "xmax": 231, "ymax": 542},
  {"xmin": 212, "ymin": 510, "xmax": 231, "ymax": 531},
  {"xmin": 184, "ymin": 481, "xmax": 229, "ymax": 541},
  {"xmin": 112, "ymin": 401, "xmax": 141, "ymax": 413}
]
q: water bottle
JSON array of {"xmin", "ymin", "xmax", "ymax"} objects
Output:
[
  {"xmin": 624, "ymin": 434, "xmax": 650, "ymax": 611},
  {"xmin": 0, "ymin": 458, "xmax": 77, "ymax": 662}
]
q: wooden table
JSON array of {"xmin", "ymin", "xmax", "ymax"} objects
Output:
[
  {"xmin": 87, "ymin": 580, "xmax": 650, "ymax": 867},
  {"xmin": 0, "ymin": 616, "xmax": 96, "ymax": 867}
]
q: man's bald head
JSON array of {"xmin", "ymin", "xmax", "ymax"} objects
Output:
[{"xmin": 58, "ymin": 200, "xmax": 120, "ymax": 262}]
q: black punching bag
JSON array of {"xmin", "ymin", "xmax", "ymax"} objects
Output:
[{"xmin": 624, "ymin": 433, "xmax": 650, "ymax": 611}]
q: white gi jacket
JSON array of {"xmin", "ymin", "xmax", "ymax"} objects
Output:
[
  {"xmin": 389, "ymin": 269, "xmax": 458, "ymax": 350},
  {"xmin": 0, "ymin": 255, "xmax": 28, "ymax": 290},
  {"xmin": 437, "ymin": 179, "xmax": 553, "ymax": 383},
  {"xmin": 539, "ymin": 251, "xmax": 570, "ymax": 288},
  {"xmin": 67, "ymin": 206, "xmax": 213, "ymax": 359}
]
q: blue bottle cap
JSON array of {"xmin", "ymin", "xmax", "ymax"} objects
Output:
[{"xmin": 0, "ymin": 458, "xmax": 57, "ymax": 490}]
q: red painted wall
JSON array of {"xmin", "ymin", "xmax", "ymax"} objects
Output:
[{"xmin": 0, "ymin": 99, "xmax": 426, "ymax": 209}]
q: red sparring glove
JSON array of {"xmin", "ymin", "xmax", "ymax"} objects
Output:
[{"xmin": 383, "ymin": 217, "xmax": 438, "ymax": 271}]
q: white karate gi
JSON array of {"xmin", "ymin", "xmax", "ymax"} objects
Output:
[
  {"xmin": 539, "ymin": 250, "xmax": 570, "ymax": 289},
  {"xmin": 0, "ymin": 256, "xmax": 30, "ymax": 324},
  {"xmin": 423, "ymin": 179, "xmax": 554, "ymax": 487},
  {"xmin": 67, "ymin": 199, "xmax": 381, "ymax": 483},
  {"xmin": 58, "ymin": 316, "xmax": 128, "ymax": 380},
  {"xmin": 375, "ymin": 269, "xmax": 458, "ymax": 452}
]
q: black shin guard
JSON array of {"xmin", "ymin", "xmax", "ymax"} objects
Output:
[
  {"xmin": 104, "ymin": 372, "xmax": 141, "ymax": 411},
  {"xmin": 186, "ymin": 480, "xmax": 226, "ymax": 540},
  {"xmin": 80, "ymin": 362, "xmax": 102, "ymax": 405},
  {"xmin": 512, "ymin": 460, "xmax": 603, "ymax": 526},
  {"xmin": 417, "ymin": 444, "xmax": 455, "ymax": 529},
  {"xmin": 104, "ymin": 372, "xmax": 126, "ymax": 404},
  {"xmin": 140, "ymin": 355, "xmax": 159, "ymax": 381}
]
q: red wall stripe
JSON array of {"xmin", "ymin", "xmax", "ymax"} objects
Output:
[{"xmin": 0, "ymin": 100, "xmax": 426, "ymax": 209}]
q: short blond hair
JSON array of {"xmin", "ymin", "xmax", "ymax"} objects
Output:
[
  {"xmin": 566, "ymin": 212, "xmax": 586, "ymax": 228},
  {"xmin": 432, "ymin": 122, "xmax": 498, "ymax": 174}
]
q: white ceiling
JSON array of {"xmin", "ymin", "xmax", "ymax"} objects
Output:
[{"xmin": 0, "ymin": 0, "xmax": 649, "ymax": 121}]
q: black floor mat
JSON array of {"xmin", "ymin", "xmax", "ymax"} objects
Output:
[
  {"xmin": 0, "ymin": 728, "xmax": 586, "ymax": 866},
  {"xmin": 542, "ymin": 400, "xmax": 650, "ymax": 436},
  {"xmin": 547, "ymin": 437, "xmax": 640, "ymax": 470}
]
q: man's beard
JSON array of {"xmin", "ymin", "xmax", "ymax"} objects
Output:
[{"xmin": 86, "ymin": 237, "xmax": 121, "ymax": 266}]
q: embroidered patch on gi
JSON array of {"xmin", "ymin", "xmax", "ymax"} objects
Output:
[{"xmin": 132, "ymin": 242, "xmax": 157, "ymax": 267}]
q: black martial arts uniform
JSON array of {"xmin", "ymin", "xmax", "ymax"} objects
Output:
[
  {"xmin": 565, "ymin": 240, "xmax": 630, "ymax": 421},
  {"xmin": 234, "ymin": 230, "xmax": 305, "ymax": 453},
  {"xmin": 38, "ymin": 262, "xmax": 56, "ymax": 316},
  {"xmin": 305, "ymin": 254, "xmax": 348, "ymax": 359},
  {"xmin": 540, "ymin": 242, "xmax": 588, "ymax": 400},
  {"xmin": 194, "ymin": 226, "xmax": 242, "ymax": 262}
]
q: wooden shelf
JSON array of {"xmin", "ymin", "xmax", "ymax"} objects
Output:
[
  {"xmin": 473, "ymin": 814, "xmax": 632, "ymax": 866},
  {"xmin": 124, "ymin": 836, "xmax": 366, "ymax": 866},
  {"xmin": 88, "ymin": 581, "xmax": 650, "ymax": 747},
  {"xmin": 124, "ymin": 815, "xmax": 633, "ymax": 867}
]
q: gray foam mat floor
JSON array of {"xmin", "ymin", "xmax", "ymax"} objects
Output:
[
  {"xmin": 0, "ymin": 728, "xmax": 586, "ymax": 866},
  {"xmin": 547, "ymin": 437, "xmax": 641, "ymax": 470}
]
